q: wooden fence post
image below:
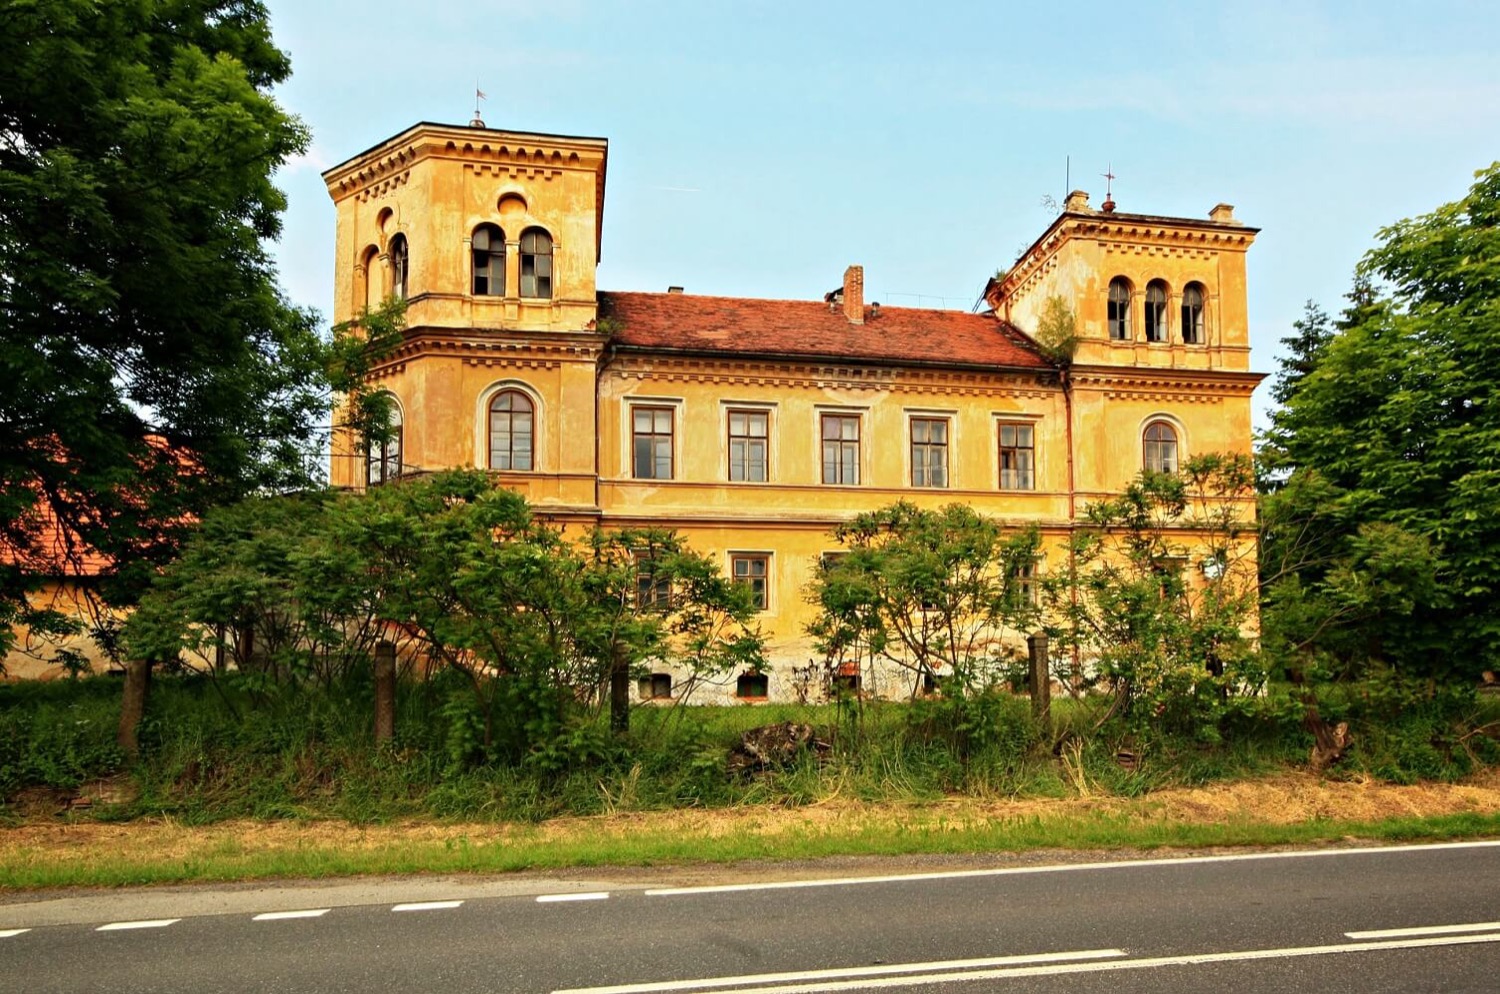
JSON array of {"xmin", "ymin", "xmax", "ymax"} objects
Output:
[
  {"xmin": 374, "ymin": 640, "xmax": 396, "ymax": 744},
  {"xmin": 610, "ymin": 640, "xmax": 630, "ymax": 734},
  {"xmin": 1027, "ymin": 631, "xmax": 1051, "ymax": 722}
]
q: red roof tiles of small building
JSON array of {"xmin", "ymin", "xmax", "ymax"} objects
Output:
[{"xmin": 599, "ymin": 292, "xmax": 1053, "ymax": 371}]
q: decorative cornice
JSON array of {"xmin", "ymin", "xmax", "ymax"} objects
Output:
[
  {"xmin": 993, "ymin": 211, "xmax": 1257, "ymax": 306},
  {"xmin": 323, "ymin": 122, "xmax": 609, "ymax": 259},
  {"xmin": 604, "ymin": 355, "xmax": 1057, "ymax": 399},
  {"xmin": 367, "ymin": 329, "xmax": 606, "ymax": 377},
  {"xmin": 1069, "ymin": 365, "xmax": 1266, "ymax": 398}
]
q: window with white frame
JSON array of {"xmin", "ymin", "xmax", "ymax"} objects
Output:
[{"xmin": 727, "ymin": 409, "xmax": 768, "ymax": 482}]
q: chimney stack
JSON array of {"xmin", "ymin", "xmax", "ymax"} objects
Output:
[
  {"xmin": 1209, "ymin": 203, "xmax": 1238, "ymax": 224},
  {"xmin": 1064, "ymin": 190, "xmax": 1092, "ymax": 213},
  {"xmin": 842, "ymin": 265, "xmax": 864, "ymax": 325}
]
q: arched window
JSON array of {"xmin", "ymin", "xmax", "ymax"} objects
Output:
[
  {"xmin": 1181, "ymin": 282, "xmax": 1205, "ymax": 344},
  {"xmin": 1143, "ymin": 421, "xmax": 1179, "ymax": 473},
  {"xmin": 488, "ymin": 390, "xmax": 534, "ymax": 470},
  {"xmin": 389, "ymin": 233, "xmax": 409, "ymax": 301},
  {"xmin": 519, "ymin": 228, "xmax": 552, "ymax": 299},
  {"xmin": 1144, "ymin": 280, "xmax": 1168, "ymax": 342},
  {"xmin": 472, "ymin": 224, "xmax": 506, "ymax": 296},
  {"xmin": 367, "ymin": 401, "xmax": 403, "ymax": 486},
  {"xmin": 1107, "ymin": 277, "xmax": 1132, "ymax": 340},
  {"xmin": 360, "ymin": 246, "xmax": 380, "ymax": 311}
]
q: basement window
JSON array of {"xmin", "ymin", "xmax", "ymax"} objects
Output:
[
  {"xmin": 736, "ymin": 672, "xmax": 769, "ymax": 699},
  {"xmin": 638, "ymin": 673, "xmax": 672, "ymax": 700},
  {"xmin": 832, "ymin": 673, "xmax": 861, "ymax": 696}
]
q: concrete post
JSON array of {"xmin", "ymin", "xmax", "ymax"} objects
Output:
[
  {"xmin": 374, "ymin": 641, "xmax": 396, "ymax": 744},
  {"xmin": 1027, "ymin": 631, "xmax": 1051, "ymax": 722},
  {"xmin": 117, "ymin": 657, "xmax": 153, "ymax": 759},
  {"xmin": 610, "ymin": 641, "xmax": 630, "ymax": 734}
]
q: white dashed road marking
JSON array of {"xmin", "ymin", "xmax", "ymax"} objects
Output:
[
  {"xmin": 538, "ymin": 892, "xmax": 610, "ymax": 903},
  {"xmin": 391, "ymin": 901, "xmax": 463, "ymax": 912},
  {"xmin": 0, "ymin": 929, "xmax": 30, "ymax": 938},
  {"xmin": 96, "ymin": 919, "xmax": 181, "ymax": 931},
  {"xmin": 253, "ymin": 909, "xmax": 331, "ymax": 921}
]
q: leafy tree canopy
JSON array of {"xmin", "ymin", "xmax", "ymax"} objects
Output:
[
  {"xmin": 0, "ymin": 2, "xmax": 374, "ymax": 658},
  {"xmin": 1264, "ymin": 162, "xmax": 1500, "ymax": 677}
]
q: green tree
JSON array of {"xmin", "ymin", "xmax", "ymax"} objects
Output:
[
  {"xmin": 1269, "ymin": 301, "xmax": 1333, "ymax": 407},
  {"xmin": 582, "ymin": 528, "xmax": 766, "ymax": 731},
  {"xmin": 1046, "ymin": 454, "xmax": 1263, "ymax": 739},
  {"xmin": 1265, "ymin": 163, "xmax": 1500, "ymax": 681},
  {"xmin": 0, "ymin": 1, "xmax": 344, "ymax": 662},
  {"xmin": 806, "ymin": 501, "xmax": 1041, "ymax": 698}
]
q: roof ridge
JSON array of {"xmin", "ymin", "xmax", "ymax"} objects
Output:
[{"xmin": 599, "ymin": 289, "xmax": 981, "ymax": 316}]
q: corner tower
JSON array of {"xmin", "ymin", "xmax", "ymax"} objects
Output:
[
  {"xmin": 322, "ymin": 122, "xmax": 609, "ymax": 510},
  {"xmin": 986, "ymin": 192, "xmax": 1263, "ymax": 495},
  {"xmin": 323, "ymin": 121, "xmax": 608, "ymax": 331}
]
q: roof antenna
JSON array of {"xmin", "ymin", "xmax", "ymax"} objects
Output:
[
  {"xmin": 1101, "ymin": 164, "xmax": 1117, "ymax": 213},
  {"xmin": 470, "ymin": 83, "xmax": 487, "ymax": 128}
]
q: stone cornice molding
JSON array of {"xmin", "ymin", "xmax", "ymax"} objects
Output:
[
  {"xmin": 992, "ymin": 210, "xmax": 1258, "ymax": 307},
  {"xmin": 323, "ymin": 122, "xmax": 609, "ymax": 257},
  {"xmin": 367, "ymin": 329, "xmax": 607, "ymax": 377},
  {"xmin": 604, "ymin": 355, "xmax": 1057, "ymax": 399},
  {"xmin": 1069, "ymin": 365, "xmax": 1266, "ymax": 399}
]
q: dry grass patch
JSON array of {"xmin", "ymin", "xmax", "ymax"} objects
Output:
[{"xmin": 3, "ymin": 769, "xmax": 1500, "ymax": 892}]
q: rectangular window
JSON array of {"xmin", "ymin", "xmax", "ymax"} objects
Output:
[
  {"xmin": 910, "ymin": 417, "xmax": 949, "ymax": 488},
  {"xmin": 727, "ymin": 409, "xmax": 768, "ymax": 482},
  {"xmin": 634, "ymin": 551, "xmax": 671, "ymax": 610},
  {"xmin": 731, "ymin": 554, "xmax": 770, "ymax": 611},
  {"xmin": 1011, "ymin": 562, "xmax": 1036, "ymax": 606},
  {"xmin": 631, "ymin": 406, "xmax": 674, "ymax": 480},
  {"xmin": 821, "ymin": 414, "xmax": 861, "ymax": 485},
  {"xmin": 998, "ymin": 423, "xmax": 1035, "ymax": 491},
  {"xmin": 638, "ymin": 673, "xmax": 672, "ymax": 700}
]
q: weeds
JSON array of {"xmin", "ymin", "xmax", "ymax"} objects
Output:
[{"xmin": 0, "ymin": 676, "xmax": 1491, "ymax": 827}]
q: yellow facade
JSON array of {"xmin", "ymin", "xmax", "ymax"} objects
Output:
[{"xmin": 323, "ymin": 122, "xmax": 1263, "ymax": 701}]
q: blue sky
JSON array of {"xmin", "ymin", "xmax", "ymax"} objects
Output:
[{"xmin": 264, "ymin": 1, "xmax": 1500, "ymax": 426}]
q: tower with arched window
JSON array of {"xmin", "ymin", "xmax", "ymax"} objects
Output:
[{"xmin": 322, "ymin": 122, "xmax": 609, "ymax": 508}]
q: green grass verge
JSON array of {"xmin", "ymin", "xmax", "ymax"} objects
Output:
[{"xmin": 4, "ymin": 810, "xmax": 1499, "ymax": 892}]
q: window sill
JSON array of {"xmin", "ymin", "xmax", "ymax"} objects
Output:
[{"xmin": 735, "ymin": 696, "xmax": 769, "ymax": 703}]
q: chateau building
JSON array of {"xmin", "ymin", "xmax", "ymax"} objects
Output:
[{"xmin": 322, "ymin": 121, "xmax": 1263, "ymax": 701}]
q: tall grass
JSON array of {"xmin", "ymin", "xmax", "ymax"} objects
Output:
[{"xmin": 2, "ymin": 675, "xmax": 1492, "ymax": 826}]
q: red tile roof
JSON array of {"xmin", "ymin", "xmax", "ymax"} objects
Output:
[{"xmin": 599, "ymin": 292, "xmax": 1053, "ymax": 370}]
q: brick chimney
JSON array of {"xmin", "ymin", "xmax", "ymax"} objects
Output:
[
  {"xmin": 842, "ymin": 265, "xmax": 864, "ymax": 325},
  {"xmin": 1209, "ymin": 203, "xmax": 1238, "ymax": 224},
  {"xmin": 1064, "ymin": 190, "xmax": 1091, "ymax": 213}
]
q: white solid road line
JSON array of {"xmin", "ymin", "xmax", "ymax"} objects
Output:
[
  {"xmin": 553, "ymin": 949, "xmax": 1126, "ymax": 994},
  {"xmin": 96, "ymin": 919, "xmax": 181, "ymax": 931},
  {"xmin": 0, "ymin": 929, "xmax": 30, "ymax": 938},
  {"xmin": 252, "ymin": 909, "xmax": 331, "ymax": 921},
  {"xmin": 644, "ymin": 839, "xmax": 1500, "ymax": 897},
  {"xmin": 391, "ymin": 901, "xmax": 464, "ymax": 912},
  {"xmin": 577, "ymin": 933, "xmax": 1500, "ymax": 994},
  {"xmin": 1346, "ymin": 920, "xmax": 1500, "ymax": 940},
  {"xmin": 538, "ymin": 892, "xmax": 611, "ymax": 903}
]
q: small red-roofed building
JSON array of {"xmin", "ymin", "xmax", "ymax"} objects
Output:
[{"xmin": 322, "ymin": 123, "xmax": 1263, "ymax": 700}]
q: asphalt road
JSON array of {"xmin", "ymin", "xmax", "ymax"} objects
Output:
[{"xmin": 4, "ymin": 841, "xmax": 1500, "ymax": 993}]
